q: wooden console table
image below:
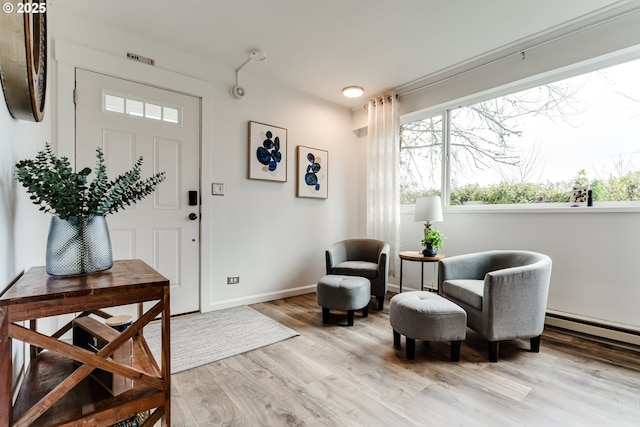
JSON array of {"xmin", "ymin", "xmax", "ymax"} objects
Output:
[{"xmin": 0, "ymin": 259, "xmax": 170, "ymax": 427}]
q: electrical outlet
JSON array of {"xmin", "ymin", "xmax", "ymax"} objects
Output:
[{"xmin": 227, "ymin": 276, "xmax": 240, "ymax": 285}]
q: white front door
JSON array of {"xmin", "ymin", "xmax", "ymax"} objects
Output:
[{"xmin": 75, "ymin": 69, "xmax": 201, "ymax": 316}]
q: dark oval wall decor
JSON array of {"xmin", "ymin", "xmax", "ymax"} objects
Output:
[{"xmin": 0, "ymin": 4, "xmax": 47, "ymax": 122}]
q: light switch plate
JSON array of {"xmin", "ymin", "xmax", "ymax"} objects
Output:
[{"xmin": 212, "ymin": 183, "xmax": 225, "ymax": 196}]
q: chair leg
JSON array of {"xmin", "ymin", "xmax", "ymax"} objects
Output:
[
  {"xmin": 450, "ymin": 340, "xmax": 462, "ymax": 362},
  {"xmin": 406, "ymin": 337, "xmax": 416, "ymax": 359},
  {"xmin": 322, "ymin": 307, "xmax": 330, "ymax": 324},
  {"xmin": 362, "ymin": 306, "xmax": 369, "ymax": 318},
  {"xmin": 376, "ymin": 296, "xmax": 384, "ymax": 311},
  {"xmin": 530, "ymin": 335, "xmax": 541, "ymax": 353},
  {"xmin": 488, "ymin": 341, "xmax": 499, "ymax": 363},
  {"xmin": 347, "ymin": 310, "xmax": 354, "ymax": 326},
  {"xmin": 393, "ymin": 330, "xmax": 401, "ymax": 347}
]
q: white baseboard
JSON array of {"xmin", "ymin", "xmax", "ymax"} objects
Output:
[
  {"xmin": 204, "ymin": 284, "xmax": 317, "ymax": 312},
  {"xmin": 545, "ymin": 309, "xmax": 640, "ymax": 348}
]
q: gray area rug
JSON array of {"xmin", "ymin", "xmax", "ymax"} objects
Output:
[{"xmin": 144, "ymin": 305, "xmax": 299, "ymax": 373}]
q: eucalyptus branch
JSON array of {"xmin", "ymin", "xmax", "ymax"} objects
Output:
[{"xmin": 15, "ymin": 143, "xmax": 166, "ymax": 220}]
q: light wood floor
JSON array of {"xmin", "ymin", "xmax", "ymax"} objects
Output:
[{"xmin": 169, "ymin": 293, "xmax": 640, "ymax": 426}]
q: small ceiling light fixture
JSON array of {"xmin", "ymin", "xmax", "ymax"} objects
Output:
[
  {"xmin": 231, "ymin": 50, "xmax": 267, "ymax": 100},
  {"xmin": 342, "ymin": 86, "xmax": 364, "ymax": 98}
]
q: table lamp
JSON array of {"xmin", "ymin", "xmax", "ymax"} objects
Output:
[
  {"xmin": 414, "ymin": 196, "xmax": 443, "ymax": 228},
  {"xmin": 414, "ymin": 196, "xmax": 443, "ymax": 256}
]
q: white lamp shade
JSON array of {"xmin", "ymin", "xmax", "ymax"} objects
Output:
[{"xmin": 414, "ymin": 196, "xmax": 443, "ymax": 223}]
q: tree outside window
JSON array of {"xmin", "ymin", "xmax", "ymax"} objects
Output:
[
  {"xmin": 400, "ymin": 57, "xmax": 640, "ymax": 206},
  {"xmin": 400, "ymin": 115, "xmax": 442, "ymax": 204}
]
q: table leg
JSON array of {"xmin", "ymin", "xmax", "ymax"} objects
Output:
[
  {"xmin": 138, "ymin": 302, "xmax": 144, "ymax": 336},
  {"xmin": 399, "ymin": 259, "xmax": 403, "ymax": 293},
  {"xmin": 420, "ymin": 262, "xmax": 424, "ymax": 291},
  {"xmin": 0, "ymin": 307, "xmax": 11, "ymax": 427},
  {"xmin": 30, "ymin": 319, "xmax": 38, "ymax": 359},
  {"xmin": 162, "ymin": 287, "xmax": 171, "ymax": 426}
]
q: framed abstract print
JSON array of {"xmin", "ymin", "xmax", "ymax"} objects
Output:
[
  {"xmin": 248, "ymin": 121, "xmax": 287, "ymax": 182},
  {"xmin": 297, "ymin": 145, "xmax": 328, "ymax": 199}
]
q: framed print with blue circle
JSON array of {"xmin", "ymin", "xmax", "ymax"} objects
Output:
[
  {"xmin": 297, "ymin": 145, "xmax": 328, "ymax": 199},
  {"xmin": 248, "ymin": 121, "xmax": 288, "ymax": 182}
]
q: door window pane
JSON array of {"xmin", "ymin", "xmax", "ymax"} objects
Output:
[
  {"xmin": 145, "ymin": 103, "xmax": 162, "ymax": 120},
  {"xmin": 163, "ymin": 107, "xmax": 179, "ymax": 124},
  {"xmin": 126, "ymin": 99, "xmax": 144, "ymax": 117},
  {"xmin": 104, "ymin": 94, "xmax": 125, "ymax": 113},
  {"xmin": 103, "ymin": 92, "xmax": 182, "ymax": 125}
]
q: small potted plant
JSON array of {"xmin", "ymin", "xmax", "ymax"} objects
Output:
[
  {"xmin": 421, "ymin": 227, "xmax": 445, "ymax": 257},
  {"xmin": 15, "ymin": 143, "xmax": 165, "ymax": 276}
]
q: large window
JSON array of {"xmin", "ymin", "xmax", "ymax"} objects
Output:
[
  {"xmin": 400, "ymin": 115, "xmax": 443, "ymax": 203},
  {"xmin": 400, "ymin": 56, "xmax": 640, "ymax": 206}
]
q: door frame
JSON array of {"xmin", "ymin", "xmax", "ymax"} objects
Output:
[{"xmin": 54, "ymin": 39, "xmax": 213, "ymax": 313}]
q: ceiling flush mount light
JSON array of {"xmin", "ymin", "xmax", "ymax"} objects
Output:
[
  {"xmin": 342, "ymin": 86, "xmax": 364, "ymax": 98},
  {"xmin": 231, "ymin": 49, "xmax": 267, "ymax": 100}
]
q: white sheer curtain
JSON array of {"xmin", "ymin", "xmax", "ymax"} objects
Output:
[{"xmin": 366, "ymin": 92, "xmax": 400, "ymax": 277}]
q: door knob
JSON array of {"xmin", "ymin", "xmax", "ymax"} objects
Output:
[{"xmin": 189, "ymin": 213, "xmax": 198, "ymax": 221}]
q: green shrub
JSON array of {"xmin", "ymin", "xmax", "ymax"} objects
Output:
[{"xmin": 402, "ymin": 170, "xmax": 640, "ymax": 206}]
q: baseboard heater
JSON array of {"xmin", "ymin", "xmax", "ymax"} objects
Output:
[{"xmin": 545, "ymin": 309, "xmax": 640, "ymax": 349}]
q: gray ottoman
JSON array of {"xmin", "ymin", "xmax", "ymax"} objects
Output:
[
  {"xmin": 390, "ymin": 291, "xmax": 466, "ymax": 361},
  {"xmin": 317, "ymin": 275, "xmax": 371, "ymax": 326}
]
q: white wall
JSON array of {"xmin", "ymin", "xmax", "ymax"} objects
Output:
[
  {"xmin": 206, "ymin": 77, "xmax": 361, "ymax": 309},
  {"xmin": 389, "ymin": 7, "xmax": 640, "ymax": 332},
  {"xmin": 398, "ymin": 208, "xmax": 640, "ymax": 329},
  {"xmin": 48, "ymin": 9, "xmax": 362, "ymax": 313},
  {"xmin": 0, "ymin": 58, "xmax": 51, "ymax": 395},
  {"xmin": 0, "ymin": 105, "xmax": 49, "ymax": 285}
]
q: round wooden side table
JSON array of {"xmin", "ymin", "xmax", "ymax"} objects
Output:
[{"xmin": 398, "ymin": 251, "xmax": 445, "ymax": 293}]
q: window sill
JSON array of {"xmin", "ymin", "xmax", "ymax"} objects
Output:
[{"xmin": 402, "ymin": 202, "xmax": 640, "ymax": 215}]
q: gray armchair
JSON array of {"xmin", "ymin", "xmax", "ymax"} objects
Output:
[
  {"xmin": 438, "ymin": 250, "xmax": 552, "ymax": 362},
  {"xmin": 326, "ymin": 239, "xmax": 390, "ymax": 310}
]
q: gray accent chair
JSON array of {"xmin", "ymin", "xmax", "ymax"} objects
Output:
[
  {"xmin": 438, "ymin": 250, "xmax": 552, "ymax": 362},
  {"xmin": 326, "ymin": 239, "xmax": 390, "ymax": 310}
]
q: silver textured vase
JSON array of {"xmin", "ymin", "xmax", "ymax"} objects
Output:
[{"xmin": 46, "ymin": 215, "xmax": 113, "ymax": 276}]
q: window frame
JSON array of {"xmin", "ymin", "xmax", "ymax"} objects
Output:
[
  {"xmin": 400, "ymin": 46, "xmax": 640, "ymax": 213},
  {"xmin": 101, "ymin": 89, "xmax": 184, "ymax": 126}
]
